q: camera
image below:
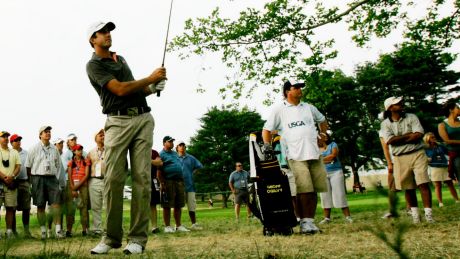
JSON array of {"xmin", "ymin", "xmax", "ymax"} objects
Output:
[{"xmin": 2, "ymin": 160, "xmax": 9, "ymax": 168}]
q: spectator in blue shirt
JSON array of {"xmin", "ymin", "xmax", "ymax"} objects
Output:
[
  {"xmin": 158, "ymin": 136, "xmax": 189, "ymax": 233},
  {"xmin": 176, "ymin": 141, "xmax": 203, "ymax": 230},
  {"xmin": 423, "ymin": 132, "xmax": 459, "ymax": 207}
]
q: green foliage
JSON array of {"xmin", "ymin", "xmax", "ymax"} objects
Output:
[
  {"xmin": 187, "ymin": 107, "xmax": 265, "ymax": 193},
  {"xmin": 171, "ymin": 0, "xmax": 460, "ymax": 101}
]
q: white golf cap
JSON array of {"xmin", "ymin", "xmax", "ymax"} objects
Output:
[
  {"xmin": 87, "ymin": 21, "xmax": 115, "ymax": 41},
  {"xmin": 176, "ymin": 140, "xmax": 185, "ymax": 146},
  {"xmin": 66, "ymin": 133, "xmax": 77, "ymax": 140},
  {"xmin": 384, "ymin": 96, "xmax": 403, "ymax": 111},
  {"xmin": 52, "ymin": 138, "xmax": 64, "ymax": 145}
]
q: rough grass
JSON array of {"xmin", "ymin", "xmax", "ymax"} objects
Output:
[{"xmin": 2, "ymin": 189, "xmax": 460, "ymax": 258}]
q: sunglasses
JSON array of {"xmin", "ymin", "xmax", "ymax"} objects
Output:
[{"xmin": 236, "ymin": 165, "xmax": 242, "ymax": 167}]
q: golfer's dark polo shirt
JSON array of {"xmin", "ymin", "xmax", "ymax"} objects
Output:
[{"xmin": 86, "ymin": 52, "xmax": 149, "ymax": 114}]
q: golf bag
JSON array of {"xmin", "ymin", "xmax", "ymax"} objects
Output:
[{"xmin": 248, "ymin": 131, "xmax": 297, "ymax": 236}]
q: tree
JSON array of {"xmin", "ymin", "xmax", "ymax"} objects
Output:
[
  {"xmin": 171, "ymin": 0, "xmax": 460, "ymax": 102},
  {"xmin": 187, "ymin": 107, "xmax": 265, "ymax": 207}
]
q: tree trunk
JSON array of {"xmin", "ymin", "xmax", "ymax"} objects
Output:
[
  {"xmin": 351, "ymin": 166, "xmax": 363, "ymax": 193},
  {"xmin": 222, "ymin": 192, "xmax": 228, "ymax": 208}
]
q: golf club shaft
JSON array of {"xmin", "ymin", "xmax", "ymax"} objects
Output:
[{"xmin": 157, "ymin": 0, "xmax": 174, "ymax": 97}]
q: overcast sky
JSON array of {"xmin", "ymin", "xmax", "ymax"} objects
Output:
[{"xmin": 1, "ymin": 0, "xmax": 458, "ymax": 152}]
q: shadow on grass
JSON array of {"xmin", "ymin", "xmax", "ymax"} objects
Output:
[{"xmin": 363, "ymin": 186, "xmax": 410, "ymax": 259}]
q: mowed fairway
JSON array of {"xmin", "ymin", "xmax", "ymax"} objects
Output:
[{"xmin": 1, "ymin": 189, "xmax": 460, "ymax": 258}]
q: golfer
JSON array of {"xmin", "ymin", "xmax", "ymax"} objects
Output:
[{"xmin": 86, "ymin": 21, "xmax": 167, "ymax": 255}]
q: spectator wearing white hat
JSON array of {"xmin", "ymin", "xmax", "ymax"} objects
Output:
[
  {"xmin": 176, "ymin": 140, "xmax": 203, "ymax": 230},
  {"xmin": 0, "ymin": 131, "xmax": 21, "ymax": 238},
  {"xmin": 10, "ymin": 133, "xmax": 33, "ymax": 238},
  {"xmin": 380, "ymin": 97, "xmax": 433, "ymax": 223},
  {"xmin": 25, "ymin": 126, "xmax": 65, "ymax": 238},
  {"xmin": 86, "ymin": 20, "xmax": 167, "ymax": 255},
  {"xmin": 87, "ymin": 129, "xmax": 106, "ymax": 236}
]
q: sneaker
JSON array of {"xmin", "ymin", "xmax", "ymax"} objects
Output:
[
  {"xmin": 55, "ymin": 231, "xmax": 65, "ymax": 239},
  {"xmin": 381, "ymin": 212, "xmax": 393, "ymax": 219},
  {"xmin": 300, "ymin": 221, "xmax": 319, "ymax": 234},
  {"xmin": 123, "ymin": 243, "xmax": 144, "ymax": 255},
  {"xmin": 412, "ymin": 212, "xmax": 421, "ymax": 224},
  {"xmin": 345, "ymin": 216, "xmax": 353, "ymax": 223},
  {"xmin": 190, "ymin": 223, "xmax": 203, "ymax": 230},
  {"xmin": 319, "ymin": 218, "xmax": 331, "ymax": 224},
  {"xmin": 151, "ymin": 227, "xmax": 160, "ymax": 234},
  {"xmin": 65, "ymin": 231, "xmax": 72, "ymax": 238},
  {"xmin": 425, "ymin": 213, "xmax": 435, "ymax": 223},
  {"xmin": 164, "ymin": 226, "xmax": 175, "ymax": 233},
  {"xmin": 175, "ymin": 225, "xmax": 190, "ymax": 232},
  {"xmin": 91, "ymin": 242, "xmax": 113, "ymax": 255},
  {"xmin": 439, "ymin": 203, "xmax": 444, "ymax": 208},
  {"xmin": 41, "ymin": 231, "xmax": 47, "ymax": 240}
]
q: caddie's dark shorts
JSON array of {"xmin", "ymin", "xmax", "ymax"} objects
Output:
[
  {"xmin": 16, "ymin": 180, "xmax": 31, "ymax": 211},
  {"xmin": 31, "ymin": 175, "xmax": 60, "ymax": 207},
  {"xmin": 161, "ymin": 179, "xmax": 185, "ymax": 208},
  {"xmin": 234, "ymin": 188, "xmax": 249, "ymax": 205}
]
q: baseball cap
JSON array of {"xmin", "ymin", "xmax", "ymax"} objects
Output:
[
  {"xmin": 94, "ymin": 129, "xmax": 104, "ymax": 141},
  {"xmin": 0, "ymin": 131, "xmax": 10, "ymax": 138},
  {"xmin": 87, "ymin": 21, "xmax": 116, "ymax": 41},
  {"xmin": 283, "ymin": 80, "xmax": 305, "ymax": 93},
  {"xmin": 39, "ymin": 126, "xmax": 52, "ymax": 135},
  {"xmin": 176, "ymin": 140, "xmax": 185, "ymax": 146},
  {"xmin": 9, "ymin": 134, "xmax": 22, "ymax": 142},
  {"xmin": 163, "ymin": 136, "xmax": 175, "ymax": 143},
  {"xmin": 384, "ymin": 96, "xmax": 403, "ymax": 111},
  {"xmin": 67, "ymin": 133, "xmax": 77, "ymax": 141},
  {"xmin": 52, "ymin": 138, "xmax": 64, "ymax": 145},
  {"xmin": 72, "ymin": 144, "xmax": 84, "ymax": 151}
]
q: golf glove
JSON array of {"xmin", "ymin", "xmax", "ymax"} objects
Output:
[{"xmin": 148, "ymin": 80, "xmax": 166, "ymax": 93}]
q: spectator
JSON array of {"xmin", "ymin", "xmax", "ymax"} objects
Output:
[
  {"xmin": 176, "ymin": 140, "xmax": 204, "ymax": 230},
  {"xmin": 61, "ymin": 133, "xmax": 85, "ymax": 237},
  {"xmin": 47, "ymin": 138, "xmax": 66, "ymax": 238},
  {"xmin": 438, "ymin": 100, "xmax": 460, "ymax": 188},
  {"xmin": 423, "ymin": 132, "xmax": 459, "ymax": 207},
  {"xmin": 228, "ymin": 162, "xmax": 251, "ymax": 221},
  {"xmin": 262, "ymin": 80, "xmax": 328, "ymax": 234},
  {"xmin": 318, "ymin": 133, "xmax": 352, "ymax": 224},
  {"xmin": 150, "ymin": 149, "xmax": 162, "ymax": 234},
  {"xmin": 380, "ymin": 97, "xmax": 433, "ymax": 223},
  {"xmin": 86, "ymin": 21, "xmax": 166, "ymax": 255},
  {"xmin": 67, "ymin": 144, "xmax": 90, "ymax": 236},
  {"xmin": 87, "ymin": 129, "xmax": 106, "ymax": 236},
  {"xmin": 158, "ymin": 136, "xmax": 189, "ymax": 233},
  {"xmin": 0, "ymin": 131, "xmax": 21, "ymax": 238},
  {"xmin": 25, "ymin": 126, "xmax": 65, "ymax": 238},
  {"xmin": 10, "ymin": 134, "xmax": 32, "ymax": 238}
]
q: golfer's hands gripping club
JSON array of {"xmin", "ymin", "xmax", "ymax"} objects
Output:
[{"xmin": 148, "ymin": 67, "xmax": 167, "ymax": 96}]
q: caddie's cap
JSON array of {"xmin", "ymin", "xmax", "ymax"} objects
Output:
[
  {"xmin": 384, "ymin": 96, "xmax": 403, "ymax": 111},
  {"xmin": 0, "ymin": 131, "xmax": 10, "ymax": 138},
  {"xmin": 39, "ymin": 126, "xmax": 52, "ymax": 135},
  {"xmin": 87, "ymin": 21, "xmax": 116, "ymax": 40},
  {"xmin": 163, "ymin": 136, "xmax": 175, "ymax": 143},
  {"xmin": 176, "ymin": 140, "xmax": 185, "ymax": 146},
  {"xmin": 9, "ymin": 134, "xmax": 22, "ymax": 142}
]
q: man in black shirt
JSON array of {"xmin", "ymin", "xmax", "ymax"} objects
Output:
[{"xmin": 86, "ymin": 21, "xmax": 166, "ymax": 255}]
